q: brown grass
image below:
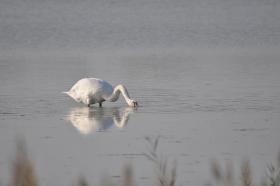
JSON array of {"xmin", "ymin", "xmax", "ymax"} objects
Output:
[
  {"xmin": 265, "ymin": 152, "xmax": 280, "ymax": 186},
  {"xmin": 7, "ymin": 136, "xmax": 280, "ymax": 186},
  {"xmin": 241, "ymin": 158, "xmax": 252, "ymax": 186},
  {"xmin": 209, "ymin": 160, "xmax": 235, "ymax": 186},
  {"xmin": 11, "ymin": 137, "xmax": 38, "ymax": 186},
  {"xmin": 209, "ymin": 151, "xmax": 280, "ymax": 186}
]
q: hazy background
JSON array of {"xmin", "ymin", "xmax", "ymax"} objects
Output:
[{"xmin": 1, "ymin": 0, "xmax": 280, "ymax": 52}]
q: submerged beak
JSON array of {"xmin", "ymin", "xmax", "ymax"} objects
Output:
[{"xmin": 134, "ymin": 102, "xmax": 138, "ymax": 107}]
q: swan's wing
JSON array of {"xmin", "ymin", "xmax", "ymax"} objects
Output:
[
  {"xmin": 68, "ymin": 79, "xmax": 92, "ymax": 103},
  {"xmin": 69, "ymin": 79, "xmax": 87, "ymax": 92}
]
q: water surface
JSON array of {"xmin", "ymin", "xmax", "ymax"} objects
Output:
[{"xmin": 0, "ymin": 0, "xmax": 280, "ymax": 185}]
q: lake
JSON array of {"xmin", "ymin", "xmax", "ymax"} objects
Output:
[{"xmin": 0, "ymin": 0, "xmax": 280, "ymax": 186}]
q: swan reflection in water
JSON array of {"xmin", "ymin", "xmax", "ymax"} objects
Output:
[{"xmin": 66, "ymin": 107, "xmax": 136, "ymax": 135}]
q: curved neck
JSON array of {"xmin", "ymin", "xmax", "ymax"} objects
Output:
[
  {"xmin": 106, "ymin": 85, "xmax": 132, "ymax": 103},
  {"xmin": 114, "ymin": 107, "xmax": 134, "ymax": 128}
]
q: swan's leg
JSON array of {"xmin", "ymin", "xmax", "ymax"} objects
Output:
[
  {"xmin": 99, "ymin": 102, "xmax": 102, "ymax": 107},
  {"xmin": 86, "ymin": 98, "xmax": 91, "ymax": 107}
]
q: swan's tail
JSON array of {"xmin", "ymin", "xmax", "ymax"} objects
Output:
[{"xmin": 62, "ymin": 92, "xmax": 70, "ymax": 95}]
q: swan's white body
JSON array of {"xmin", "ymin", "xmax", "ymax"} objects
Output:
[{"xmin": 63, "ymin": 78, "xmax": 138, "ymax": 107}]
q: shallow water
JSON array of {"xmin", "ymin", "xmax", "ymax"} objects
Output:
[
  {"xmin": 1, "ymin": 0, "xmax": 280, "ymax": 185},
  {"xmin": 0, "ymin": 50, "xmax": 280, "ymax": 186}
]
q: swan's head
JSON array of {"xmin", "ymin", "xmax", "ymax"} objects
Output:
[{"xmin": 127, "ymin": 99, "xmax": 138, "ymax": 107}]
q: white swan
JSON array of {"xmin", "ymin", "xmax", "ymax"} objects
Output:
[{"xmin": 63, "ymin": 78, "xmax": 138, "ymax": 107}]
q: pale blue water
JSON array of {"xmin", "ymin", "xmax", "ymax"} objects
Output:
[{"xmin": 0, "ymin": 0, "xmax": 280, "ymax": 186}]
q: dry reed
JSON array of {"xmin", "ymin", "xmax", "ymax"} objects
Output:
[
  {"xmin": 11, "ymin": 137, "xmax": 38, "ymax": 186},
  {"xmin": 209, "ymin": 150, "xmax": 280, "ymax": 186},
  {"xmin": 143, "ymin": 135, "xmax": 177, "ymax": 186},
  {"xmin": 6, "ymin": 136, "xmax": 280, "ymax": 186}
]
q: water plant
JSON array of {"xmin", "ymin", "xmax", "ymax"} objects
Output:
[
  {"xmin": 208, "ymin": 152, "xmax": 280, "ymax": 186},
  {"xmin": 265, "ymin": 151, "xmax": 280, "ymax": 186},
  {"xmin": 6, "ymin": 136, "xmax": 280, "ymax": 186},
  {"xmin": 143, "ymin": 135, "xmax": 177, "ymax": 186},
  {"xmin": 11, "ymin": 137, "xmax": 38, "ymax": 186}
]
